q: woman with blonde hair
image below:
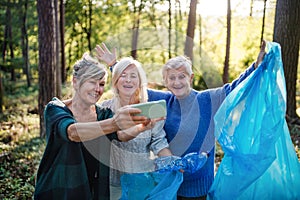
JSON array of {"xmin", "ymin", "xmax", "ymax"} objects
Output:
[{"xmin": 101, "ymin": 57, "xmax": 172, "ymax": 199}]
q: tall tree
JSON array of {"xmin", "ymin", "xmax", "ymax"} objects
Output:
[
  {"xmin": 184, "ymin": 0, "xmax": 197, "ymax": 61},
  {"xmin": 260, "ymin": 0, "xmax": 267, "ymax": 47},
  {"xmin": 54, "ymin": 0, "xmax": 61, "ymax": 98},
  {"xmin": 20, "ymin": 0, "xmax": 31, "ymax": 87},
  {"xmin": 250, "ymin": 0, "xmax": 254, "ymax": 17},
  {"xmin": 37, "ymin": 0, "xmax": 59, "ymax": 136},
  {"xmin": 2, "ymin": 0, "xmax": 16, "ymax": 81},
  {"xmin": 60, "ymin": 0, "xmax": 66, "ymax": 84},
  {"xmin": 198, "ymin": 13, "xmax": 202, "ymax": 58},
  {"xmin": 168, "ymin": 0, "xmax": 172, "ymax": 58},
  {"xmin": 174, "ymin": 0, "xmax": 182, "ymax": 55},
  {"xmin": 130, "ymin": 0, "xmax": 144, "ymax": 59},
  {"xmin": 0, "ymin": 73, "xmax": 3, "ymax": 114},
  {"xmin": 223, "ymin": 0, "xmax": 231, "ymax": 83},
  {"xmin": 273, "ymin": 0, "xmax": 300, "ymax": 120}
]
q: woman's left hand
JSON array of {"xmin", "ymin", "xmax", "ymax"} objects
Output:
[
  {"xmin": 95, "ymin": 42, "xmax": 117, "ymax": 67},
  {"xmin": 255, "ymin": 40, "xmax": 267, "ymax": 68}
]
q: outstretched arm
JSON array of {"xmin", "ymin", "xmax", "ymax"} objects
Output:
[
  {"xmin": 223, "ymin": 40, "xmax": 267, "ymax": 95},
  {"xmin": 67, "ymin": 106, "xmax": 148, "ymax": 142}
]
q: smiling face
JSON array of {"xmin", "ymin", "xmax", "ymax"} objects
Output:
[
  {"xmin": 72, "ymin": 53, "xmax": 107, "ymax": 106},
  {"xmin": 165, "ymin": 66, "xmax": 193, "ymax": 99},
  {"xmin": 116, "ymin": 64, "xmax": 140, "ymax": 100},
  {"xmin": 74, "ymin": 77, "xmax": 106, "ymax": 105}
]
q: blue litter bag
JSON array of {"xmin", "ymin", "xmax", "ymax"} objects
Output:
[
  {"xmin": 208, "ymin": 42, "xmax": 300, "ymax": 200},
  {"xmin": 120, "ymin": 171, "xmax": 183, "ymax": 200}
]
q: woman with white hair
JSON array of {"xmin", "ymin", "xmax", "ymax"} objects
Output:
[{"xmin": 96, "ymin": 42, "xmax": 266, "ymax": 200}]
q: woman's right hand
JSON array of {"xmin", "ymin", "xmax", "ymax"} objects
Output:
[{"xmin": 113, "ymin": 106, "xmax": 149, "ymax": 130}]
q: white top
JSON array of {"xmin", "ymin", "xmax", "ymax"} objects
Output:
[{"xmin": 101, "ymin": 99, "xmax": 169, "ymax": 186}]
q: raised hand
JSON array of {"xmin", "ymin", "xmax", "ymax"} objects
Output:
[
  {"xmin": 255, "ymin": 40, "xmax": 267, "ymax": 68},
  {"xmin": 95, "ymin": 42, "xmax": 117, "ymax": 66}
]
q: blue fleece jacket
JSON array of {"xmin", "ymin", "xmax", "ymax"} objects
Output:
[{"xmin": 147, "ymin": 64, "xmax": 255, "ymax": 197}]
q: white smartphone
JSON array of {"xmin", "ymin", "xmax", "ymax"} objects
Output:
[{"xmin": 130, "ymin": 100, "xmax": 167, "ymax": 119}]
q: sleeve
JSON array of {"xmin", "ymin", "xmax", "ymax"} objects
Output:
[
  {"xmin": 223, "ymin": 63, "xmax": 256, "ymax": 95},
  {"xmin": 44, "ymin": 101, "xmax": 76, "ymax": 142},
  {"xmin": 149, "ymin": 120, "xmax": 169, "ymax": 155},
  {"xmin": 147, "ymin": 89, "xmax": 172, "ymax": 102},
  {"xmin": 96, "ymin": 105, "xmax": 120, "ymax": 141}
]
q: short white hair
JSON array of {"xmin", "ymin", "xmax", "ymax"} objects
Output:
[{"xmin": 162, "ymin": 55, "xmax": 193, "ymax": 82}]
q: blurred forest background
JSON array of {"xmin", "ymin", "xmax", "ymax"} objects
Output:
[{"xmin": 0, "ymin": 0, "xmax": 299, "ymax": 199}]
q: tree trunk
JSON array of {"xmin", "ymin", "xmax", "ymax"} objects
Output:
[
  {"xmin": 223, "ymin": 0, "xmax": 231, "ymax": 84},
  {"xmin": 198, "ymin": 13, "xmax": 202, "ymax": 58},
  {"xmin": 8, "ymin": 22, "xmax": 15, "ymax": 82},
  {"xmin": 260, "ymin": 0, "xmax": 267, "ymax": 47},
  {"xmin": 174, "ymin": 0, "xmax": 182, "ymax": 55},
  {"xmin": 54, "ymin": 0, "xmax": 61, "ymax": 98},
  {"xmin": 0, "ymin": 73, "xmax": 3, "ymax": 114},
  {"xmin": 20, "ymin": 0, "xmax": 31, "ymax": 87},
  {"xmin": 37, "ymin": 0, "xmax": 58, "ymax": 137},
  {"xmin": 4, "ymin": 2, "xmax": 16, "ymax": 81},
  {"xmin": 60, "ymin": 0, "xmax": 66, "ymax": 84},
  {"xmin": 184, "ymin": 0, "xmax": 197, "ymax": 61},
  {"xmin": 273, "ymin": 0, "xmax": 300, "ymax": 119},
  {"xmin": 249, "ymin": 0, "xmax": 254, "ymax": 17},
  {"xmin": 168, "ymin": 0, "xmax": 172, "ymax": 59},
  {"xmin": 87, "ymin": 0, "xmax": 92, "ymax": 51},
  {"xmin": 131, "ymin": 1, "xmax": 142, "ymax": 59}
]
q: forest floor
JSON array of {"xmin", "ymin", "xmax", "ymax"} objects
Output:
[{"xmin": 0, "ymin": 91, "xmax": 300, "ymax": 199}]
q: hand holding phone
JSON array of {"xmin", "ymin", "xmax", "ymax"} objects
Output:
[{"xmin": 130, "ymin": 100, "xmax": 167, "ymax": 119}]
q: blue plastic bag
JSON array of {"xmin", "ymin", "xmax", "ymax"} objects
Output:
[
  {"xmin": 120, "ymin": 171, "xmax": 183, "ymax": 200},
  {"xmin": 208, "ymin": 42, "xmax": 300, "ymax": 199}
]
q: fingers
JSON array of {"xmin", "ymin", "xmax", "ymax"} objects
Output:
[
  {"xmin": 112, "ymin": 47, "xmax": 117, "ymax": 57},
  {"xmin": 101, "ymin": 42, "xmax": 111, "ymax": 53},
  {"xmin": 131, "ymin": 115, "xmax": 149, "ymax": 124},
  {"xmin": 94, "ymin": 43, "xmax": 110, "ymax": 58},
  {"xmin": 121, "ymin": 106, "xmax": 142, "ymax": 115},
  {"xmin": 255, "ymin": 40, "xmax": 267, "ymax": 68},
  {"xmin": 151, "ymin": 117, "xmax": 166, "ymax": 122},
  {"xmin": 94, "ymin": 45, "xmax": 104, "ymax": 60},
  {"xmin": 260, "ymin": 40, "xmax": 266, "ymax": 52},
  {"xmin": 120, "ymin": 106, "xmax": 149, "ymax": 124}
]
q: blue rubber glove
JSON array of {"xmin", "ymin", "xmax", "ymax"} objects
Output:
[
  {"xmin": 180, "ymin": 152, "xmax": 208, "ymax": 173},
  {"xmin": 154, "ymin": 156, "xmax": 182, "ymax": 173},
  {"xmin": 155, "ymin": 152, "xmax": 208, "ymax": 173}
]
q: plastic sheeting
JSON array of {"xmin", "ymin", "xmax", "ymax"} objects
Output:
[
  {"xmin": 119, "ymin": 152, "xmax": 208, "ymax": 199},
  {"xmin": 208, "ymin": 42, "xmax": 300, "ymax": 200},
  {"xmin": 120, "ymin": 171, "xmax": 183, "ymax": 200}
]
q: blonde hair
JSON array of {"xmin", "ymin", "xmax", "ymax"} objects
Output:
[
  {"xmin": 162, "ymin": 55, "xmax": 193, "ymax": 83},
  {"xmin": 73, "ymin": 52, "xmax": 107, "ymax": 88},
  {"xmin": 111, "ymin": 57, "xmax": 148, "ymax": 111}
]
